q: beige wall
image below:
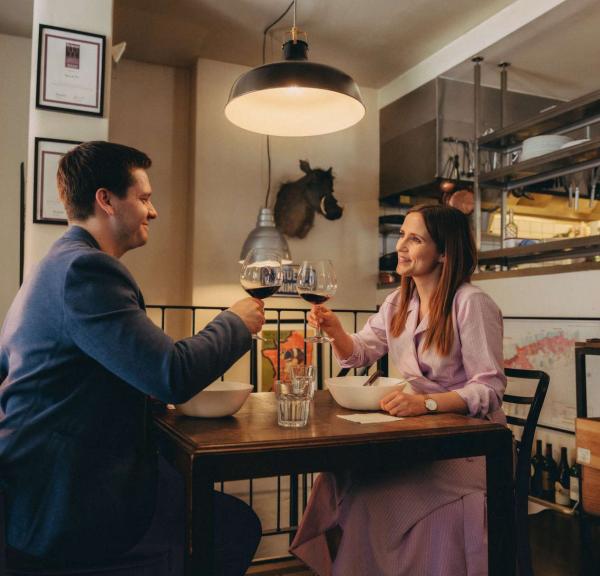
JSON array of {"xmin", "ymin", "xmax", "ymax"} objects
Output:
[
  {"xmin": 109, "ymin": 59, "xmax": 192, "ymax": 310},
  {"xmin": 0, "ymin": 33, "xmax": 30, "ymax": 322},
  {"xmin": 24, "ymin": 0, "xmax": 112, "ymax": 273},
  {"xmin": 192, "ymin": 58, "xmax": 380, "ymax": 312}
]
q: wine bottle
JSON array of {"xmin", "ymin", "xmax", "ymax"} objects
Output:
[
  {"xmin": 555, "ymin": 447, "xmax": 571, "ymax": 505},
  {"xmin": 569, "ymin": 461, "xmax": 581, "ymax": 505},
  {"xmin": 541, "ymin": 443, "xmax": 558, "ymax": 501},
  {"xmin": 530, "ymin": 439, "xmax": 544, "ymax": 497}
]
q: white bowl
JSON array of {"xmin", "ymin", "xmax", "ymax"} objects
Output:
[
  {"xmin": 521, "ymin": 135, "xmax": 572, "ymax": 161},
  {"xmin": 326, "ymin": 376, "xmax": 408, "ymax": 411},
  {"xmin": 175, "ymin": 381, "xmax": 253, "ymax": 417}
]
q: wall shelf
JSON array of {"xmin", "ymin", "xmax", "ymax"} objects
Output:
[
  {"xmin": 478, "ymin": 89, "xmax": 600, "ymax": 150},
  {"xmin": 479, "ymin": 138, "xmax": 600, "ymax": 189},
  {"xmin": 478, "ymin": 235, "xmax": 600, "ymax": 268},
  {"xmin": 528, "ymin": 495, "xmax": 577, "ymax": 516}
]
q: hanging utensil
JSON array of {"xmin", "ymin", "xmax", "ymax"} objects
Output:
[{"xmin": 590, "ymin": 168, "xmax": 598, "ymax": 208}]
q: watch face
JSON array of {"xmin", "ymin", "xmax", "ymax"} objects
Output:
[{"xmin": 425, "ymin": 398, "xmax": 438, "ymax": 412}]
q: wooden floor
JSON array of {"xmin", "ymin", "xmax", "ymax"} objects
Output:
[{"xmin": 530, "ymin": 509, "xmax": 600, "ymax": 576}]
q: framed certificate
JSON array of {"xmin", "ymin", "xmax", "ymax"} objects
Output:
[
  {"xmin": 34, "ymin": 137, "xmax": 81, "ymax": 224},
  {"xmin": 36, "ymin": 24, "xmax": 105, "ymax": 116}
]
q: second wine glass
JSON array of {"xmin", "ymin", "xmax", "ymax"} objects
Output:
[
  {"xmin": 296, "ymin": 259, "xmax": 337, "ymax": 343},
  {"xmin": 240, "ymin": 248, "xmax": 283, "ymax": 340}
]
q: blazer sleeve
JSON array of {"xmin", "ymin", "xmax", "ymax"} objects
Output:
[
  {"xmin": 455, "ymin": 292, "xmax": 506, "ymax": 418},
  {"xmin": 63, "ymin": 252, "xmax": 251, "ymax": 404}
]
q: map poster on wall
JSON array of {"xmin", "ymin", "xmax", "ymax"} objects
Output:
[{"xmin": 503, "ymin": 318, "xmax": 600, "ymax": 432}]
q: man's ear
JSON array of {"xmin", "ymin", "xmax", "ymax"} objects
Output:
[
  {"xmin": 95, "ymin": 188, "xmax": 115, "ymax": 216},
  {"xmin": 438, "ymin": 253, "xmax": 446, "ymax": 263}
]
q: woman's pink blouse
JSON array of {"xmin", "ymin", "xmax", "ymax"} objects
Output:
[{"xmin": 338, "ymin": 283, "xmax": 507, "ymax": 423}]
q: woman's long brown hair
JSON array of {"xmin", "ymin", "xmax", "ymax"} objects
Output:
[{"xmin": 390, "ymin": 205, "xmax": 477, "ymax": 356}]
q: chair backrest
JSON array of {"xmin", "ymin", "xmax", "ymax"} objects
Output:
[
  {"xmin": 503, "ymin": 367, "xmax": 550, "ymax": 576},
  {"xmin": 503, "ymin": 367, "xmax": 550, "ymax": 483}
]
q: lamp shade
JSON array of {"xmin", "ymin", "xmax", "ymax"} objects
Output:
[
  {"xmin": 225, "ymin": 41, "xmax": 365, "ymax": 137},
  {"xmin": 240, "ymin": 208, "xmax": 292, "ymax": 263}
]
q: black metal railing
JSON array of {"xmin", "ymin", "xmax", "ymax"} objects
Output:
[{"xmin": 146, "ymin": 303, "xmax": 381, "ymax": 557}]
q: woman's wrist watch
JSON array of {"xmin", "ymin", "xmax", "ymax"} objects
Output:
[{"xmin": 424, "ymin": 395, "xmax": 438, "ymax": 413}]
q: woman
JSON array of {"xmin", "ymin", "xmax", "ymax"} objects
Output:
[{"xmin": 290, "ymin": 205, "xmax": 506, "ymax": 576}]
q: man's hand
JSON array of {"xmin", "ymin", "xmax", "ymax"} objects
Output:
[{"xmin": 229, "ymin": 298, "xmax": 265, "ymax": 334}]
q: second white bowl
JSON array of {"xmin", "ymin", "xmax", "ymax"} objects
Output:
[
  {"xmin": 175, "ymin": 381, "xmax": 253, "ymax": 418},
  {"xmin": 326, "ymin": 376, "xmax": 407, "ymax": 410}
]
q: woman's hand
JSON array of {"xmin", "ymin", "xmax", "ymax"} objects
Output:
[
  {"xmin": 308, "ymin": 305, "xmax": 343, "ymax": 337},
  {"xmin": 380, "ymin": 390, "xmax": 427, "ymax": 417}
]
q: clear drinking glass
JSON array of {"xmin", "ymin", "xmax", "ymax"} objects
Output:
[
  {"xmin": 289, "ymin": 364, "xmax": 316, "ymax": 400},
  {"xmin": 240, "ymin": 248, "xmax": 283, "ymax": 340},
  {"xmin": 296, "ymin": 260, "xmax": 337, "ymax": 343},
  {"xmin": 275, "ymin": 379, "xmax": 311, "ymax": 427}
]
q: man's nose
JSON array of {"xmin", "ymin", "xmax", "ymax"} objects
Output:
[{"xmin": 148, "ymin": 202, "xmax": 158, "ymax": 219}]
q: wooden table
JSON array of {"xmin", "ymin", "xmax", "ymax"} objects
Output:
[{"xmin": 154, "ymin": 391, "xmax": 515, "ymax": 576}]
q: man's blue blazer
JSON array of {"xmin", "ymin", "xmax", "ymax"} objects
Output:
[{"xmin": 0, "ymin": 226, "xmax": 251, "ymax": 562}]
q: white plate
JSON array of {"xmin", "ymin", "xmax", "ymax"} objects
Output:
[{"xmin": 560, "ymin": 139, "xmax": 590, "ymax": 149}]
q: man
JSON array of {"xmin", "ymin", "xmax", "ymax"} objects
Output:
[{"xmin": 0, "ymin": 141, "xmax": 264, "ymax": 574}]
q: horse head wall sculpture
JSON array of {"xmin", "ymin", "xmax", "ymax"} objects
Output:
[{"xmin": 274, "ymin": 160, "xmax": 343, "ymax": 239}]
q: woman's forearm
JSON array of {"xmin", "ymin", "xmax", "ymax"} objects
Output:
[
  {"xmin": 428, "ymin": 391, "xmax": 468, "ymax": 414},
  {"xmin": 330, "ymin": 329, "xmax": 355, "ymax": 361}
]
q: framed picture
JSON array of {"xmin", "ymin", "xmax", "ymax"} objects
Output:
[
  {"xmin": 36, "ymin": 24, "xmax": 105, "ymax": 116},
  {"xmin": 34, "ymin": 137, "xmax": 81, "ymax": 224},
  {"xmin": 259, "ymin": 322, "xmax": 315, "ymax": 391},
  {"xmin": 277, "ymin": 264, "xmax": 300, "ymax": 297}
]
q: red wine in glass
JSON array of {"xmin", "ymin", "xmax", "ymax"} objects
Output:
[
  {"xmin": 296, "ymin": 260, "xmax": 337, "ymax": 343},
  {"xmin": 242, "ymin": 284, "xmax": 281, "ymax": 299},
  {"xmin": 298, "ymin": 292, "xmax": 330, "ymax": 305}
]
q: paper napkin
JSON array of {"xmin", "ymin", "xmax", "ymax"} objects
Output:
[{"xmin": 337, "ymin": 413, "xmax": 403, "ymax": 423}]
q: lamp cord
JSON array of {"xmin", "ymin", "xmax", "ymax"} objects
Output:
[{"xmin": 263, "ymin": 0, "xmax": 295, "ymax": 208}]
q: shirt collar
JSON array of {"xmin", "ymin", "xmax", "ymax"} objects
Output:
[{"xmin": 63, "ymin": 225, "xmax": 101, "ymax": 250}]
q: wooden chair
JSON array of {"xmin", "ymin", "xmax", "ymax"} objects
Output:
[
  {"xmin": 503, "ymin": 367, "xmax": 550, "ymax": 576},
  {"xmin": 0, "ymin": 487, "xmax": 168, "ymax": 576}
]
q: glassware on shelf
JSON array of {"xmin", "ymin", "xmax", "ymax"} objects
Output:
[{"xmin": 504, "ymin": 209, "xmax": 519, "ymax": 239}]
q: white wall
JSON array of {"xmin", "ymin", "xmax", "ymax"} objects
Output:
[
  {"xmin": 24, "ymin": 0, "xmax": 112, "ymax": 273},
  {"xmin": 0, "ymin": 33, "xmax": 30, "ymax": 322},
  {"xmin": 192, "ymin": 58, "xmax": 380, "ymax": 312},
  {"xmin": 109, "ymin": 59, "xmax": 192, "ymax": 309}
]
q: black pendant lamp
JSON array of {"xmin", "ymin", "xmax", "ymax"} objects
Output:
[{"xmin": 225, "ymin": 1, "xmax": 365, "ymax": 137}]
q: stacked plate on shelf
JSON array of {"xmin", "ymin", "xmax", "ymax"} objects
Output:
[{"xmin": 520, "ymin": 135, "xmax": 573, "ymax": 161}]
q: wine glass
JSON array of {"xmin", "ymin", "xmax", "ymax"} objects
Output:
[
  {"xmin": 296, "ymin": 260, "xmax": 337, "ymax": 343},
  {"xmin": 240, "ymin": 248, "xmax": 283, "ymax": 340}
]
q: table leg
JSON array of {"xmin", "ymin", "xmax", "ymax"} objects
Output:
[
  {"xmin": 188, "ymin": 471, "xmax": 215, "ymax": 576},
  {"xmin": 486, "ymin": 430, "xmax": 516, "ymax": 576}
]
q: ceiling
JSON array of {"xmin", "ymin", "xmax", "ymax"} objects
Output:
[
  {"xmin": 1, "ymin": 0, "xmax": 599, "ymax": 96},
  {"xmin": 444, "ymin": 0, "xmax": 600, "ymax": 101}
]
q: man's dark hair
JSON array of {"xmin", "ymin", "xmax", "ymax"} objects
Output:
[{"xmin": 57, "ymin": 141, "xmax": 152, "ymax": 220}]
